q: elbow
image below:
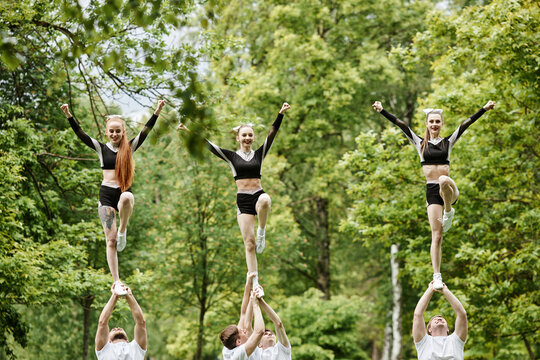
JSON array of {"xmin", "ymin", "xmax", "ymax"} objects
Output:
[
  {"xmin": 274, "ymin": 321, "xmax": 284, "ymax": 330},
  {"xmin": 136, "ymin": 316, "xmax": 146, "ymax": 327},
  {"xmin": 413, "ymin": 311, "xmax": 424, "ymax": 319},
  {"xmin": 98, "ymin": 318, "xmax": 108, "ymax": 327},
  {"xmin": 253, "ymin": 327, "xmax": 265, "ymax": 338}
]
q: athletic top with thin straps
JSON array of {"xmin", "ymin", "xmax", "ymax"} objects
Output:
[
  {"xmin": 380, "ymin": 108, "xmax": 486, "ymax": 165},
  {"xmin": 68, "ymin": 114, "xmax": 158, "ymax": 169},
  {"xmin": 206, "ymin": 113, "xmax": 283, "ymax": 180}
]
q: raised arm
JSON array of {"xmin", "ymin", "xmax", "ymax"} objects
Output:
[
  {"xmin": 238, "ymin": 272, "xmax": 257, "ymax": 333},
  {"xmin": 448, "ymin": 100, "xmax": 495, "ymax": 145},
  {"xmin": 258, "ymin": 102, "xmax": 289, "ymax": 158},
  {"xmin": 259, "ymin": 296, "xmax": 290, "ymax": 348},
  {"xmin": 61, "ymin": 104, "xmax": 100, "ymax": 150},
  {"xmin": 130, "ymin": 100, "xmax": 165, "ymax": 151},
  {"xmin": 95, "ymin": 286, "xmax": 120, "ymax": 351},
  {"xmin": 124, "ymin": 286, "xmax": 147, "ymax": 350},
  {"xmin": 372, "ymin": 101, "xmax": 419, "ymax": 142},
  {"xmin": 244, "ymin": 293, "xmax": 265, "ymax": 357},
  {"xmin": 412, "ymin": 282, "xmax": 435, "ymax": 343},
  {"xmin": 441, "ymin": 284, "xmax": 467, "ymax": 342}
]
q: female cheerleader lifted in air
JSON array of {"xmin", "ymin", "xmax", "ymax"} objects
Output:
[
  {"xmin": 372, "ymin": 100, "xmax": 495, "ymax": 289},
  {"xmin": 178, "ymin": 102, "xmax": 290, "ymax": 294},
  {"xmin": 61, "ymin": 100, "xmax": 165, "ymax": 295}
]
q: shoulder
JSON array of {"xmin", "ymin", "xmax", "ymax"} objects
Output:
[
  {"xmin": 95, "ymin": 341, "xmax": 110, "ymax": 356},
  {"xmin": 131, "ymin": 340, "xmax": 147, "ymax": 352},
  {"xmin": 277, "ymin": 341, "xmax": 291, "ymax": 355},
  {"xmin": 223, "ymin": 345, "xmax": 247, "ymax": 360},
  {"xmin": 414, "ymin": 334, "xmax": 430, "ymax": 348},
  {"xmin": 449, "ymin": 332, "xmax": 466, "ymax": 346}
]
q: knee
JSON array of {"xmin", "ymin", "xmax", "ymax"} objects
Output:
[
  {"xmin": 431, "ymin": 232, "xmax": 443, "ymax": 247},
  {"xmin": 438, "ymin": 176, "xmax": 451, "ymax": 188},
  {"xmin": 258, "ymin": 194, "xmax": 271, "ymax": 209},
  {"xmin": 119, "ymin": 192, "xmax": 134, "ymax": 207},
  {"xmin": 106, "ymin": 236, "xmax": 117, "ymax": 248},
  {"xmin": 244, "ymin": 236, "xmax": 256, "ymax": 253}
]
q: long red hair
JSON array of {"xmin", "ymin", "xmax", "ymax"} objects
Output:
[{"xmin": 107, "ymin": 117, "xmax": 134, "ymax": 192}]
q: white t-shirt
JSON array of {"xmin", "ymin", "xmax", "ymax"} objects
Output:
[
  {"xmin": 259, "ymin": 342, "xmax": 291, "ymax": 360},
  {"xmin": 95, "ymin": 340, "xmax": 146, "ymax": 360},
  {"xmin": 415, "ymin": 333, "xmax": 465, "ymax": 360},
  {"xmin": 222, "ymin": 344, "xmax": 262, "ymax": 360}
]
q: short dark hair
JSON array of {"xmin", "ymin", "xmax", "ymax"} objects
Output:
[{"xmin": 220, "ymin": 325, "xmax": 239, "ymax": 350}]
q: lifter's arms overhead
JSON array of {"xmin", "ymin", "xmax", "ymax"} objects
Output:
[
  {"xmin": 124, "ymin": 286, "xmax": 147, "ymax": 350},
  {"xmin": 259, "ymin": 297, "xmax": 290, "ymax": 348},
  {"xmin": 95, "ymin": 285, "xmax": 121, "ymax": 351},
  {"xmin": 441, "ymin": 284, "xmax": 468, "ymax": 342},
  {"xmin": 412, "ymin": 281, "xmax": 436, "ymax": 343},
  {"xmin": 244, "ymin": 292, "xmax": 265, "ymax": 356}
]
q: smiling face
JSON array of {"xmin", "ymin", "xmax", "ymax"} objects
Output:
[
  {"xmin": 427, "ymin": 315, "xmax": 449, "ymax": 336},
  {"xmin": 259, "ymin": 329, "xmax": 276, "ymax": 349},
  {"xmin": 106, "ymin": 118, "xmax": 125, "ymax": 146},
  {"xmin": 426, "ymin": 113, "xmax": 443, "ymax": 139},
  {"xmin": 109, "ymin": 327, "xmax": 129, "ymax": 343},
  {"xmin": 236, "ymin": 125, "xmax": 254, "ymax": 150}
]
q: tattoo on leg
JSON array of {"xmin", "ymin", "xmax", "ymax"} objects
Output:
[{"xmin": 98, "ymin": 206, "xmax": 116, "ymax": 230}]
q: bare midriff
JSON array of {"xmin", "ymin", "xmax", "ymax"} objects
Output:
[
  {"xmin": 422, "ymin": 164, "xmax": 450, "ymax": 182},
  {"xmin": 236, "ymin": 178, "xmax": 262, "ymax": 192},
  {"xmin": 102, "ymin": 169, "xmax": 119, "ymax": 187}
]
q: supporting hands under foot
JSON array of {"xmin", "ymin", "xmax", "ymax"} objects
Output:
[
  {"xmin": 253, "ymin": 284, "xmax": 264, "ymax": 299},
  {"xmin": 433, "ymin": 273, "xmax": 444, "ymax": 291},
  {"xmin": 113, "ymin": 281, "xmax": 128, "ymax": 296}
]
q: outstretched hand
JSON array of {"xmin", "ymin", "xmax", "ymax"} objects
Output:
[
  {"xmin": 60, "ymin": 104, "xmax": 72, "ymax": 118},
  {"xmin": 253, "ymin": 285, "xmax": 264, "ymax": 299},
  {"xmin": 279, "ymin": 102, "xmax": 291, "ymax": 114},
  {"xmin": 372, "ymin": 101, "xmax": 383, "ymax": 112},
  {"xmin": 483, "ymin": 100, "xmax": 496, "ymax": 111},
  {"xmin": 246, "ymin": 271, "xmax": 257, "ymax": 285},
  {"xmin": 177, "ymin": 123, "xmax": 189, "ymax": 132},
  {"xmin": 154, "ymin": 100, "xmax": 166, "ymax": 115}
]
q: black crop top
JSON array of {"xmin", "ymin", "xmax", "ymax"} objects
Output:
[
  {"xmin": 380, "ymin": 108, "xmax": 486, "ymax": 165},
  {"xmin": 68, "ymin": 114, "xmax": 158, "ymax": 169},
  {"xmin": 206, "ymin": 113, "xmax": 283, "ymax": 180}
]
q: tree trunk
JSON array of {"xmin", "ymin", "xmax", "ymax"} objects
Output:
[
  {"xmin": 381, "ymin": 318, "xmax": 392, "ymax": 360},
  {"xmin": 81, "ymin": 295, "xmax": 95, "ymax": 360},
  {"xmin": 314, "ymin": 197, "xmax": 330, "ymax": 299},
  {"xmin": 390, "ymin": 244, "xmax": 402, "ymax": 360}
]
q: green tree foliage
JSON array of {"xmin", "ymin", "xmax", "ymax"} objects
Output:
[
  {"xmin": 342, "ymin": 0, "xmax": 539, "ymax": 358},
  {"xmin": 204, "ymin": 0, "xmax": 434, "ymax": 301}
]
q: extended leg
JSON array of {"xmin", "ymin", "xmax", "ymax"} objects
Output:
[
  {"xmin": 99, "ymin": 206, "xmax": 120, "ymax": 282},
  {"xmin": 427, "ymin": 204, "xmax": 444, "ymax": 290}
]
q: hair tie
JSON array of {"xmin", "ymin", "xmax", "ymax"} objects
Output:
[
  {"xmin": 423, "ymin": 108, "xmax": 443, "ymax": 115},
  {"xmin": 233, "ymin": 123, "xmax": 255, "ymax": 132},
  {"xmin": 106, "ymin": 114, "xmax": 124, "ymax": 120}
]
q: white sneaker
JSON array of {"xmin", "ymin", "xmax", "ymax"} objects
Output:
[
  {"xmin": 256, "ymin": 232, "xmax": 265, "ymax": 254},
  {"xmin": 114, "ymin": 281, "xmax": 127, "ymax": 296},
  {"xmin": 433, "ymin": 274, "xmax": 444, "ymax": 290},
  {"xmin": 441, "ymin": 208, "xmax": 455, "ymax": 233},
  {"xmin": 117, "ymin": 230, "xmax": 127, "ymax": 252}
]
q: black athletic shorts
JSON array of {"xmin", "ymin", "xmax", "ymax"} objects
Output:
[
  {"xmin": 236, "ymin": 189, "xmax": 265, "ymax": 215},
  {"xmin": 99, "ymin": 185, "xmax": 132, "ymax": 211},
  {"xmin": 426, "ymin": 183, "xmax": 457, "ymax": 206}
]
